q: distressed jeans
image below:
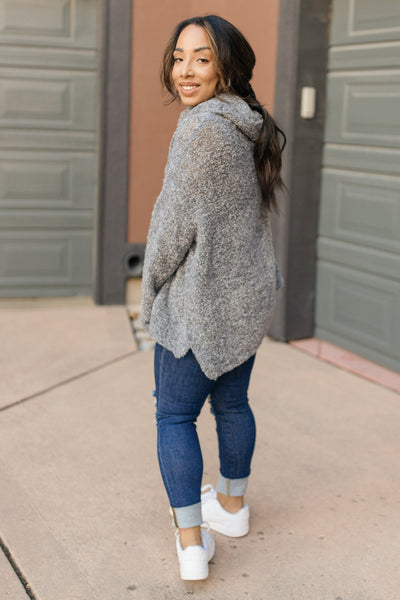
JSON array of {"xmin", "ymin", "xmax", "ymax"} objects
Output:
[{"xmin": 154, "ymin": 343, "xmax": 256, "ymax": 528}]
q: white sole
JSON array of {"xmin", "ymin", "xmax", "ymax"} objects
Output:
[
  {"xmin": 207, "ymin": 519, "xmax": 249, "ymax": 537},
  {"xmin": 180, "ymin": 560, "xmax": 209, "ymax": 580}
]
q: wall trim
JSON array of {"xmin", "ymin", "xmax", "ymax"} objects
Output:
[
  {"xmin": 94, "ymin": 0, "xmax": 133, "ymax": 304},
  {"xmin": 269, "ymin": 0, "xmax": 331, "ymax": 341}
]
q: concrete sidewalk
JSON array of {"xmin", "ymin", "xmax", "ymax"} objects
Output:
[{"xmin": 0, "ymin": 305, "xmax": 399, "ymax": 600}]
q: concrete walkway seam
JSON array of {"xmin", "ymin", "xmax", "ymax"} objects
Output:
[
  {"xmin": 0, "ymin": 535, "xmax": 36, "ymax": 600},
  {"xmin": 0, "ymin": 350, "xmax": 137, "ymax": 414}
]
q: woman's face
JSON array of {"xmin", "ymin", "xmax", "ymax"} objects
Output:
[{"xmin": 172, "ymin": 25, "xmax": 219, "ymax": 107}]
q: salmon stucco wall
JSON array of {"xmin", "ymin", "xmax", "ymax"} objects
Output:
[{"xmin": 128, "ymin": 0, "xmax": 280, "ymax": 244}]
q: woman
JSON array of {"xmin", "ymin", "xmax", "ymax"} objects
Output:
[{"xmin": 141, "ymin": 15, "xmax": 285, "ymax": 581}]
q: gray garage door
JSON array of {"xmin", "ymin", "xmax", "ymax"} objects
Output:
[
  {"xmin": 0, "ymin": 0, "xmax": 98, "ymax": 297},
  {"xmin": 316, "ymin": 0, "xmax": 400, "ymax": 373}
]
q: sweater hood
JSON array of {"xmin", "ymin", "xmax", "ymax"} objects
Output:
[{"xmin": 187, "ymin": 94, "xmax": 263, "ymax": 143}]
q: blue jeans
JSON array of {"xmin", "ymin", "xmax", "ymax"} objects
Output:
[{"xmin": 154, "ymin": 343, "xmax": 256, "ymax": 528}]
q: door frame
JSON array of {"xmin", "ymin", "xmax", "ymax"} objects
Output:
[
  {"xmin": 95, "ymin": 0, "xmax": 136, "ymax": 304},
  {"xmin": 269, "ymin": 0, "xmax": 331, "ymax": 341}
]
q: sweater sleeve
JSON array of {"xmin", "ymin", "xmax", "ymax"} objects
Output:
[
  {"xmin": 140, "ymin": 115, "xmax": 236, "ymax": 328},
  {"xmin": 140, "ymin": 125, "xmax": 198, "ymax": 327}
]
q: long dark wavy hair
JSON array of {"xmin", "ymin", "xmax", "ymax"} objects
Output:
[{"xmin": 161, "ymin": 15, "xmax": 286, "ymax": 212}]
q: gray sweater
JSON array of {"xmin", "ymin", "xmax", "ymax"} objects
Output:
[{"xmin": 141, "ymin": 94, "xmax": 282, "ymax": 379}]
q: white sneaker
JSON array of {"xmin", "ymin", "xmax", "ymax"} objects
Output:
[
  {"xmin": 175, "ymin": 527, "xmax": 215, "ymax": 580},
  {"xmin": 201, "ymin": 484, "xmax": 250, "ymax": 537}
]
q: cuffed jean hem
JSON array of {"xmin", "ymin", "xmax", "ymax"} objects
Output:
[
  {"xmin": 217, "ymin": 473, "xmax": 249, "ymax": 497},
  {"xmin": 171, "ymin": 502, "xmax": 202, "ymax": 529}
]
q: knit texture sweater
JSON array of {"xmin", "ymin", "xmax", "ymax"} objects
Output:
[{"xmin": 141, "ymin": 94, "xmax": 282, "ymax": 379}]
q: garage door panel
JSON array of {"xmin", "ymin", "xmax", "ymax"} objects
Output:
[
  {"xmin": 0, "ymin": 0, "xmax": 97, "ymax": 48},
  {"xmin": 326, "ymin": 72, "xmax": 400, "ymax": 147},
  {"xmin": 1, "ymin": 46, "xmax": 96, "ymax": 70},
  {"xmin": 0, "ymin": 210, "xmax": 92, "ymax": 230},
  {"xmin": 323, "ymin": 144, "xmax": 400, "ymax": 176},
  {"xmin": 317, "ymin": 238, "xmax": 400, "ymax": 282},
  {"xmin": 0, "ymin": 129, "xmax": 95, "ymax": 152},
  {"xmin": 329, "ymin": 41, "xmax": 400, "ymax": 71},
  {"xmin": 319, "ymin": 170, "xmax": 400, "ymax": 253},
  {"xmin": 331, "ymin": 0, "xmax": 400, "ymax": 44},
  {"xmin": 316, "ymin": 263, "xmax": 400, "ymax": 358},
  {"xmin": 0, "ymin": 231, "xmax": 93, "ymax": 286},
  {"xmin": 314, "ymin": 326, "xmax": 400, "ymax": 374},
  {"xmin": 0, "ymin": 152, "xmax": 95, "ymax": 210},
  {"xmin": 0, "ymin": 68, "xmax": 96, "ymax": 131}
]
